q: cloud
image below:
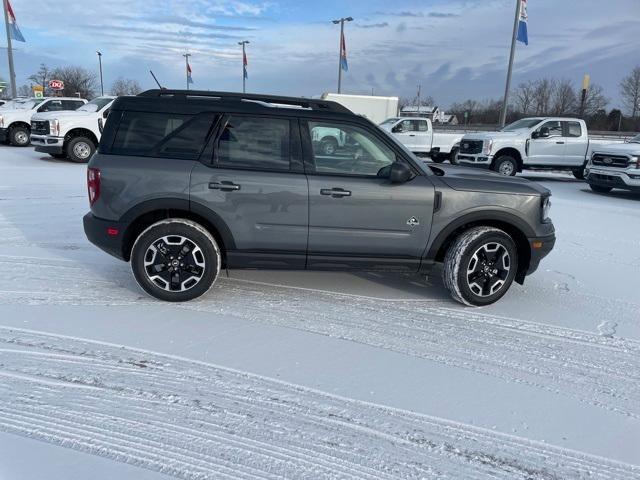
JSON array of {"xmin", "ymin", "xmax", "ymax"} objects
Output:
[
  {"xmin": 356, "ymin": 22, "xmax": 389, "ymax": 29},
  {"xmin": 396, "ymin": 22, "xmax": 407, "ymax": 33},
  {"xmin": 374, "ymin": 11, "xmax": 424, "ymax": 18},
  {"xmin": 428, "ymin": 12, "xmax": 460, "ymax": 18}
]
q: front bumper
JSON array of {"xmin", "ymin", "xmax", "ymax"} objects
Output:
[
  {"xmin": 31, "ymin": 134, "xmax": 65, "ymax": 155},
  {"xmin": 456, "ymin": 153, "xmax": 492, "ymax": 167},
  {"xmin": 83, "ymin": 213, "xmax": 127, "ymax": 261},
  {"xmin": 586, "ymin": 167, "xmax": 640, "ymax": 192},
  {"xmin": 524, "ymin": 232, "xmax": 556, "ymax": 278},
  {"xmin": 0, "ymin": 128, "xmax": 8, "ymax": 143}
]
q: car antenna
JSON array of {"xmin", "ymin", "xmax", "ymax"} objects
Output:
[{"xmin": 149, "ymin": 70, "xmax": 165, "ymax": 90}]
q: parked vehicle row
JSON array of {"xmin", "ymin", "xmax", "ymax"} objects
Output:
[
  {"xmin": 585, "ymin": 134, "xmax": 640, "ymax": 194},
  {"xmin": 83, "ymin": 89, "xmax": 555, "ymax": 307}
]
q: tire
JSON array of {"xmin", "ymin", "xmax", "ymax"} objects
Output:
[
  {"xmin": 66, "ymin": 136, "xmax": 96, "ymax": 163},
  {"xmin": 431, "ymin": 155, "xmax": 446, "ymax": 164},
  {"xmin": 589, "ymin": 184, "xmax": 612, "ymax": 194},
  {"xmin": 449, "ymin": 147, "xmax": 459, "ymax": 165},
  {"xmin": 572, "ymin": 168, "xmax": 585, "ymax": 180},
  {"xmin": 443, "ymin": 226, "xmax": 518, "ymax": 306},
  {"xmin": 492, "ymin": 155, "xmax": 518, "ymax": 176},
  {"xmin": 9, "ymin": 126, "xmax": 30, "ymax": 147},
  {"xmin": 49, "ymin": 153, "xmax": 67, "ymax": 159},
  {"xmin": 131, "ymin": 219, "xmax": 221, "ymax": 302},
  {"xmin": 319, "ymin": 137, "xmax": 338, "ymax": 155}
]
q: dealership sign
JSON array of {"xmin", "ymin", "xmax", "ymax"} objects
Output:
[{"xmin": 48, "ymin": 79, "xmax": 64, "ymax": 90}]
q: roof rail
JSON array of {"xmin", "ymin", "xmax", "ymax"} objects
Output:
[{"xmin": 137, "ymin": 89, "xmax": 352, "ymax": 114}]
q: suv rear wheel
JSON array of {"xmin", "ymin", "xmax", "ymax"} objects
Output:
[
  {"xmin": 67, "ymin": 136, "xmax": 96, "ymax": 163},
  {"xmin": 131, "ymin": 219, "xmax": 221, "ymax": 302},
  {"xmin": 443, "ymin": 227, "xmax": 518, "ymax": 306}
]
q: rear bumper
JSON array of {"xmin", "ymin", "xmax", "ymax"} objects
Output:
[
  {"xmin": 83, "ymin": 213, "xmax": 127, "ymax": 261},
  {"xmin": 586, "ymin": 167, "xmax": 640, "ymax": 192},
  {"xmin": 0, "ymin": 128, "xmax": 8, "ymax": 142},
  {"xmin": 32, "ymin": 135, "xmax": 65, "ymax": 154}
]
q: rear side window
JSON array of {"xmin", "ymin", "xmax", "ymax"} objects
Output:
[
  {"xmin": 111, "ymin": 111, "xmax": 216, "ymax": 159},
  {"xmin": 565, "ymin": 121, "xmax": 582, "ymax": 137},
  {"xmin": 216, "ymin": 116, "xmax": 290, "ymax": 171},
  {"xmin": 62, "ymin": 100, "xmax": 84, "ymax": 110}
]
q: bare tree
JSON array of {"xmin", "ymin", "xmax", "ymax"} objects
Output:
[
  {"xmin": 532, "ymin": 78, "xmax": 555, "ymax": 115},
  {"xmin": 513, "ymin": 80, "xmax": 535, "ymax": 114},
  {"xmin": 17, "ymin": 84, "xmax": 32, "ymax": 97},
  {"xmin": 28, "ymin": 64, "xmax": 50, "ymax": 91},
  {"xmin": 110, "ymin": 77, "xmax": 143, "ymax": 96},
  {"xmin": 620, "ymin": 66, "xmax": 640, "ymax": 118},
  {"xmin": 552, "ymin": 79, "xmax": 577, "ymax": 115},
  {"xmin": 580, "ymin": 83, "xmax": 609, "ymax": 116},
  {"xmin": 49, "ymin": 66, "xmax": 98, "ymax": 99}
]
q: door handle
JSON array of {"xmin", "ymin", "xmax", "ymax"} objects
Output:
[
  {"xmin": 209, "ymin": 181, "xmax": 241, "ymax": 191},
  {"xmin": 320, "ymin": 188, "xmax": 351, "ymax": 198},
  {"xmin": 409, "ymin": 134, "xmax": 416, "ymax": 137},
  {"xmin": 556, "ymin": 141, "xmax": 565, "ymax": 144}
]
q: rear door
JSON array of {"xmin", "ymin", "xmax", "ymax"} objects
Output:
[
  {"xmin": 302, "ymin": 119, "xmax": 435, "ymax": 271},
  {"xmin": 562, "ymin": 120, "xmax": 587, "ymax": 166},
  {"xmin": 190, "ymin": 114, "xmax": 309, "ymax": 269},
  {"xmin": 411, "ymin": 119, "xmax": 432, "ymax": 152},
  {"xmin": 528, "ymin": 120, "xmax": 566, "ymax": 164}
]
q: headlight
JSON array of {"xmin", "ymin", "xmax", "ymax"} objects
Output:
[
  {"xmin": 483, "ymin": 139, "xmax": 493, "ymax": 155},
  {"xmin": 541, "ymin": 196, "xmax": 552, "ymax": 222},
  {"xmin": 631, "ymin": 155, "xmax": 640, "ymax": 169},
  {"xmin": 50, "ymin": 119, "xmax": 60, "ymax": 136},
  {"xmin": 0, "ymin": 115, "xmax": 4, "ymax": 128}
]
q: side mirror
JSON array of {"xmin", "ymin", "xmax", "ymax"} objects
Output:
[
  {"xmin": 103, "ymin": 109, "xmax": 111, "ymax": 119},
  {"xmin": 392, "ymin": 125, "xmax": 403, "ymax": 133},
  {"xmin": 536, "ymin": 127, "xmax": 550, "ymax": 138},
  {"xmin": 389, "ymin": 162, "xmax": 412, "ymax": 183}
]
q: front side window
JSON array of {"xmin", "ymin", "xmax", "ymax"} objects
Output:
[
  {"xmin": 111, "ymin": 111, "xmax": 216, "ymax": 159},
  {"xmin": 308, "ymin": 121, "xmax": 396, "ymax": 176},
  {"xmin": 565, "ymin": 121, "xmax": 582, "ymax": 138},
  {"xmin": 537, "ymin": 120, "xmax": 563, "ymax": 137},
  {"xmin": 40, "ymin": 100, "xmax": 64, "ymax": 112},
  {"xmin": 217, "ymin": 116, "xmax": 290, "ymax": 171}
]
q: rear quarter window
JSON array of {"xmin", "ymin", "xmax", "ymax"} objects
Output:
[{"xmin": 110, "ymin": 111, "xmax": 217, "ymax": 160}]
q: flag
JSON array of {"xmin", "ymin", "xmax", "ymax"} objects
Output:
[
  {"xmin": 243, "ymin": 50, "xmax": 248, "ymax": 79},
  {"xmin": 516, "ymin": 0, "xmax": 528, "ymax": 45},
  {"xmin": 187, "ymin": 60, "xmax": 194, "ymax": 84},
  {"xmin": 340, "ymin": 30, "xmax": 348, "ymax": 71},
  {"xmin": 6, "ymin": 0, "xmax": 25, "ymax": 42}
]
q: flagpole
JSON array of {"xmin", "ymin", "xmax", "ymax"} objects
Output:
[
  {"xmin": 3, "ymin": 0, "xmax": 17, "ymax": 98},
  {"xmin": 499, "ymin": 0, "xmax": 521, "ymax": 128},
  {"xmin": 332, "ymin": 16, "xmax": 352, "ymax": 94},
  {"xmin": 238, "ymin": 40, "xmax": 249, "ymax": 94},
  {"xmin": 183, "ymin": 53, "xmax": 191, "ymax": 91}
]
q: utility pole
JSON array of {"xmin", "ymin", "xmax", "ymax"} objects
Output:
[
  {"xmin": 416, "ymin": 84, "xmax": 421, "ymax": 108},
  {"xmin": 579, "ymin": 74, "xmax": 590, "ymax": 118},
  {"xmin": 499, "ymin": 0, "xmax": 521, "ymax": 127},
  {"xmin": 96, "ymin": 51, "xmax": 104, "ymax": 96},
  {"xmin": 3, "ymin": 0, "xmax": 17, "ymax": 98},
  {"xmin": 183, "ymin": 53, "xmax": 191, "ymax": 90},
  {"xmin": 238, "ymin": 40, "xmax": 249, "ymax": 93},
  {"xmin": 332, "ymin": 16, "xmax": 353, "ymax": 94}
]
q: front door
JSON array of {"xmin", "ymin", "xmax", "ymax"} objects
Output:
[
  {"xmin": 303, "ymin": 119, "xmax": 435, "ymax": 271},
  {"xmin": 190, "ymin": 115, "xmax": 308, "ymax": 268},
  {"xmin": 528, "ymin": 120, "xmax": 566, "ymax": 164}
]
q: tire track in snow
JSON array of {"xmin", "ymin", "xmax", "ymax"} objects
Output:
[
  {"xmin": 2, "ymin": 255, "xmax": 640, "ymax": 420},
  {"xmin": 0, "ymin": 326, "xmax": 638, "ymax": 480}
]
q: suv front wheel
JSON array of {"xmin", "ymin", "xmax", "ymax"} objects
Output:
[
  {"xmin": 131, "ymin": 219, "xmax": 221, "ymax": 302},
  {"xmin": 443, "ymin": 227, "xmax": 518, "ymax": 306}
]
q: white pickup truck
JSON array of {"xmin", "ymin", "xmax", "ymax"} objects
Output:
[
  {"xmin": 585, "ymin": 134, "xmax": 640, "ymax": 194},
  {"xmin": 0, "ymin": 97, "xmax": 87, "ymax": 147},
  {"xmin": 30, "ymin": 96, "xmax": 115, "ymax": 162},
  {"xmin": 455, "ymin": 117, "xmax": 622, "ymax": 177},
  {"xmin": 379, "ymin": 117, "xmax": 464, "ymax": 162}
]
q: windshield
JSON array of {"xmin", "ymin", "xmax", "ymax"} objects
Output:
[
  {"xmin": 379, "ymin": 118, "xmax": 399, "ymax": 126},
  {"xmin": 629, "ymin": 134, "xmax": 640, "ymax": 143},
  {"xmin": 78, "ymin": 97, "xmax": 113, "ymax": 112},
  {"xmin": 502, "ymin": 118, "xmax": 544, "ymax": 131}
]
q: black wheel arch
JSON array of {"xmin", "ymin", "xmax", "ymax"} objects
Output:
[
  {"xmin": 65, "ymin": 128, "xmax": 99, "ymax": 148},
  {"xmin": 425, "ymin": 211, "xmax": 534, "ymax": 284},
  {"xmin": 8, "ymin": 121, "xmax": 31, "ymax": 132},
  {"xmin": 492, "ymin": 148, "xmax": 523, "ymax": 172}
]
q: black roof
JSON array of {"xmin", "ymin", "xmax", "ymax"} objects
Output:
[{"xmin": 110, "ymin": 89, "xmax": 355, "ymax": 119}]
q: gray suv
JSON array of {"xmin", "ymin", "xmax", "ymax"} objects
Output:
[{"xmin": 83, "ymin": 90, "xmax": 555, "ymax": 306}]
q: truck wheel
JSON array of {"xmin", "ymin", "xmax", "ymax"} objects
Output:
[
  {"xmin": 320, "ymin": 137, "xmax": 338, "ymax": 155},
  {"xmin": 431, "ymin": 155, "xmax": 446, "ymax": 164},
  {"xmin": 10, "ymin": 126, "xmax": 30, "ymax": 146},
  {"xmin": 449, "ymin": 147, "xmax": 459, "ymax": 165},
  {"xmin": 572, "ymin": 168, "xmax": 585, "ymax": 180},
  {"xmin": 131, "ymin": 219, "xmax": 221, "ymax": 302},
  {"xmin": 66, "ymin": 136, "xmax": 96, "ymax": 163},
  {"xmin": 443, "ymin": 226, "xmax": 518, "ymax": 306},
  {"xmin": 492, "ymin": 155, "xmax": 517, "ymax": 176},
  {"xmin": 589, "ymin": 184, "xmax": 612, "ymax": 194}
]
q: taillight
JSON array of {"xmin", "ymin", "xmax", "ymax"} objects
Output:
[{"xmin": 87, "ymin": 168, "xmax": 101, "ymax": 206}]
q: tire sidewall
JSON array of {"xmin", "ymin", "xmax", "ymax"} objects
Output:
[
  {"xmin": 67, "ymin": 137, "xmax": 96, "ymax": 163},
  {"xmin": 450, "ymin": 230, "xmax": 518, "ymax": 306},
  {"xmin": 11, "ymin": 126, "xmax": 30, "ymax": 147},
  {"xmin": 449, "ymin": 147, "xmax": 459, "ymax": 165},
  {"xmin": 493, "ymin": 156, "xmax": 517, "ymax": 176},
  {"xmin": 131, "ymin": 220, "xmax": 220, "ymax": 302}
]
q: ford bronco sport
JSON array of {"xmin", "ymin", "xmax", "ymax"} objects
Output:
[{"xmin": 83, "ymin": 90, "xmax": 555, "ymax": 306}]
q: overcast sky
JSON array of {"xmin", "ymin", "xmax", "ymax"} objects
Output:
[{"xmin": 3, "ymin": 0, "xmax": 640, "ymax": 108}]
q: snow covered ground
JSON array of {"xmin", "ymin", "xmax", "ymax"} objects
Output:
[{"xmin": 0, "ymin": 146, "xmax": 638, "ymax": 479}]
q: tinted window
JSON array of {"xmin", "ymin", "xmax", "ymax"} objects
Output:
[
  {"xmin": 308, "ymin": 121, "xmax": 396, "ymax": 176},
  {"xmin": 416, "ymin": 120, "xmax": 429, "ymax": 132},
  {"xmin": 565, "ymin": 121, "xmax": 582, "ymax": 137},
  {"xmin": 62, "ymin": 100, "xmax": 85, "ymax": 110},
  {"xmin": 112, "ymin": 111, "xmax": 216, "ymax": 159},
  {"xmin": 538, "ymin": 120, "xmax": 563, "ymax": 137},
  {"xmin": 40, "ymin": 100, "xmax": 64, "ymax": 112},
  {"xmin": 217, "ymin": 116, "xmax": 290, "ymax": 171}
]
